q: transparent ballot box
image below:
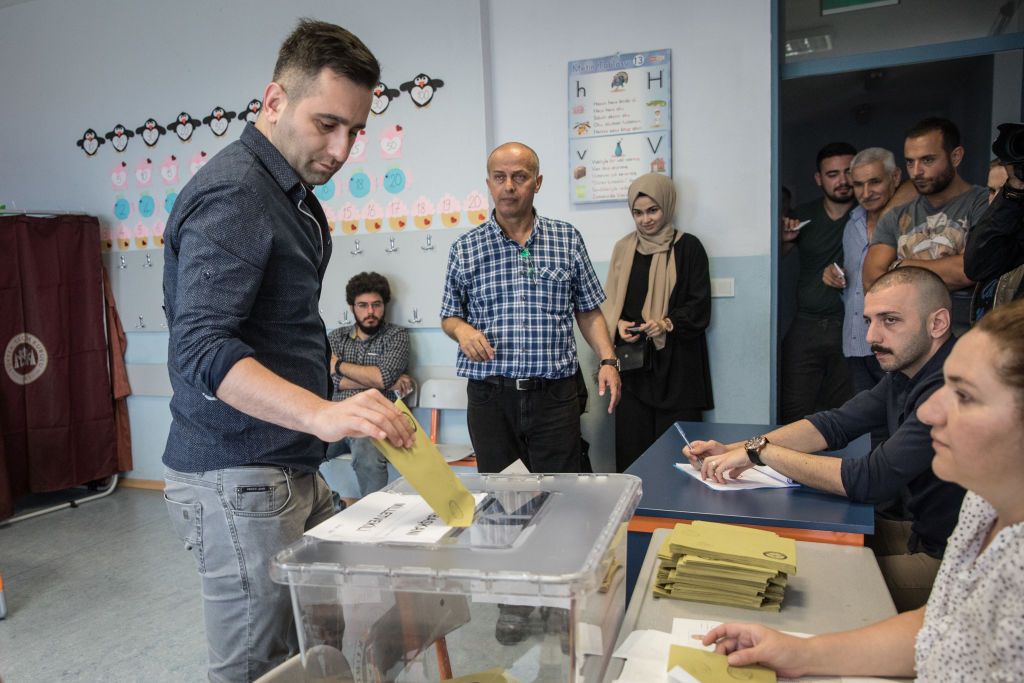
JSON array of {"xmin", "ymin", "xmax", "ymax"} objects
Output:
[{"xmin": 270, "ymin": 473, "xmax": 641, "ymax": 682}]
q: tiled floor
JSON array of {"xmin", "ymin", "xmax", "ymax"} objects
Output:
[
  {"xmin": 0, "ymin": 484, "xmax": 580, "ymax": 682},
  {"xmin": 0, "ymin": 487, "xmax": 206, "ymax": 682}
]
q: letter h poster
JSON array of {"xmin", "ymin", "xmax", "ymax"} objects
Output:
[{"xmin": 567, "ymin": 49, "xmax": 671, "ymax": 204}]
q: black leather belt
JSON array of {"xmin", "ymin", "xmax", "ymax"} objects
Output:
[{"xmin": 479, "ymin": 375, "xmax": 567, "ymax": 391}]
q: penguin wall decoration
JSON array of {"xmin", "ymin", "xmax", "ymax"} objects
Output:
[
  {"xmin": 202, "ymin": 106, "xmax": 237, "ymax": 136},
  {"xmin": 399, "ymin": 73, "xmax": 444, "ymax": 108},
  {"xmin": 104, "ymin": 123, "xmax": 135, "ymax": 153},
  {"xmin": 371, "ymin": 81, "xmax": 400, "ymax": 115},
  {"xmin": 136, "ymin": 118, "xmax": 167, "ymax": 147},
  {"xmin": 167, "ymin": 112, "xmax": 202, "ymax": 141},
  {"xmin": 76, "ymin": 128, "xmax": 105, "ymax": 156},
  {"xmin": 241, "ymin": 99, "xmax": 262, "ymax": 124}
]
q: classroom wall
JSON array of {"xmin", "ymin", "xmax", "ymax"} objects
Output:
[
  {"xmin": 0, "ymin": 0, "xmax": 773, "ymax": 480},
  {"xmin": 482, "ymin": 0, "xmax": 774, "ymax": 467}
]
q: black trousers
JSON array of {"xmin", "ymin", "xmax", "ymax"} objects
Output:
[
  {"xmin": 615, "ymin": 390, "xmax": 702, "ymax": 473},
  {"xmin": 780, "ymin": 316, "xmax": 853, "ymax": 424},
  {"xmin": 466, "ymin": 376, "xmax": 581, "ymax": 474}
]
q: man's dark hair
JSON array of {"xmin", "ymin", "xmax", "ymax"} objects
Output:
[
  {"xmin": 906, "ymin": 117, "xmax": 961, "ymax": 153},
  {"xmin": 346, "ymin": 271, "xmax": 391, "ymax": 305},
  {"xmin": 816, "ymin": 142, "xmax": 857, "ymax": 170},
  {"xmin": 273, "ymin": 18, "xmax": 381, "ymax": 99},
  {"xmin": 867, "ymin": 266, "xmax": 951, "ymax": 316}
]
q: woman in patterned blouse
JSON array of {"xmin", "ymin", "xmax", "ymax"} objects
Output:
[{"xmin": 699, "ymin": 298, "xmax": 1024, "ymax": 681}]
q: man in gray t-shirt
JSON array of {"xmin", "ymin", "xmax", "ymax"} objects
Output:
[
  {"xmin": 865, "ymin": 118, "xmax": 987, "ymax": 294},
  {"xmin": 873, "ymin": 186, "xmax": 988, "ymax": 267}
]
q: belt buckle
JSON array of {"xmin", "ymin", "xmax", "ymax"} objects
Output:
[{"xmin": 515, "ymin": 378, "xmax": 532, "ymax": 391}]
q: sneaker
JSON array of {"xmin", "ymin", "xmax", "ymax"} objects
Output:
[{"xmin": 495, "ymin": 604, "xmax": 534, "ymax": 645}]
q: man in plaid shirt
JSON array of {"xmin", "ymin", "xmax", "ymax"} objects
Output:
[
  {"xmin": 328, "ymin": 271, "xmax": 413, "ymax": 496},
  {"xmin": 441, "ymin": 142, "xmax": 621, "ymax": 475}
]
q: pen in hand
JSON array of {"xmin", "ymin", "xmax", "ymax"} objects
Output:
[{"xmin": 675, "ymin": 423, "xmax": 694, "ymax": 453}]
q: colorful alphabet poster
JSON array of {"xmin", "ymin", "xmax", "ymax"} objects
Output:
[{"xmin": 567, "ymin": 49, "xmax": 671, "ymax": 204}]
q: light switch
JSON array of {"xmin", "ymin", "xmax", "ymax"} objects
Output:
[{"xmin": 710, "ymin": 277, "xmax": 735, "ymax": 298}]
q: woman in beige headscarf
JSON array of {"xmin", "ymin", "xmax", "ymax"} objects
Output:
[{"xmin": 602, "ymin": 173, "xmax": 713, "ymax": 471}]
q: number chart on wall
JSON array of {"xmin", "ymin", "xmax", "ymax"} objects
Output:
[{"xmin": 567, "ymin": 49, "xmax": 672, "ymax": 204}]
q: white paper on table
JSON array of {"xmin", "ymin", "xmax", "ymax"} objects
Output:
[
  {"xmin": 305, "ymin": 491, "xmax": 487, "ymax": 543},
  {"xmin": 668, "ymin": 666, "xmax": 701, "ymax": 683},
  {"xmin": 612, "ymin": 628, "xmax": 673, "ymax": 661},
  {"xmin": 674, "ymin": 462, "xmax": 799, "ymax": 491},
  {"xmin": 671, "ymin": 617, "xmax": 720, "ymax": 651},
  {"xmin": 617, "ymin": 656, "xmax": 672, "ymax": 682}
]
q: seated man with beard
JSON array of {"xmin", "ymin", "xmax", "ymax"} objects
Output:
[
  {"xmin": 328, "ymin": 271, "xmax": 412, "ymax": 496},
  {"xmin": 685, "ymin": 267, "xmax": 967, "ymax": 612}
]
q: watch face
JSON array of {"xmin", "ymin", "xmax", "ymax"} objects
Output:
[{"xmin": 745, "ymin": 436, "xmax": 766, "ymax": 451}]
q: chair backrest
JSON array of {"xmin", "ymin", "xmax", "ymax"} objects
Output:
[{"xmin": 417, "ymin": 378, "xmax": 468, "ymax": 410}]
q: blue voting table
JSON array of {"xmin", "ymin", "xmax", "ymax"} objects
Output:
[{"xmin": 624, "ymin": 421, "xmax": 874, "ymax": 596}]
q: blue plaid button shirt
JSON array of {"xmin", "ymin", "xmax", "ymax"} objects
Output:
[{"xmin": 440, "ymin": 212, "xmax": 605, "ymax": 380}]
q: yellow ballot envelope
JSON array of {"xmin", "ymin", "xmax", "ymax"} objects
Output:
[
  {"xmin": 442, "ymin": 667, "xmax": 522, "ymax": 683},
  {"xmin": 371, "ymin": 399, "xmax": 477, "ymax": 527},
  {"xmin": 667, "ymin": 645, "xmax": 776, "ymax": 682}
]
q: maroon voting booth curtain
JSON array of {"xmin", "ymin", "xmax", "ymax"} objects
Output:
[{"xmin": 0, "ymin": 215, "xmax": 121, "ymax": 519}]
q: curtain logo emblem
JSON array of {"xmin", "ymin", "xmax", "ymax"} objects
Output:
[{"xmin": 4, "ymin": 334, "xmax": 48, "ymax": 385}]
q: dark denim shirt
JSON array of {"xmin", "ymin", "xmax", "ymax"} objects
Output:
[
  {"xmin": 807, "ymin": 336, "xmax": 965, "ymax": 558},
  {"xmin": 162, "ymin": 124, "xmax": 333, "ymax": 472}
]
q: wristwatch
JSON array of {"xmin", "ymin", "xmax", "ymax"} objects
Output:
[
  {"xmin": 744, "ymin": 435, "xmax": 769, "ymax": 466},
  {"xmin": 600, "ymin": 358, "xmax": 621, "ymax": 371},
  {"xmin": 662, "ymin": 317, "xmax": 674, "ymax": 333},
  {"xmin": 333, "ymin": 358, "xmax": 343, "ymax": 378}
]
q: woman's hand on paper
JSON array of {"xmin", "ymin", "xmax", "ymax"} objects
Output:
[{"xmin": 701, "ymin": 623, "xmax": 811, "ymax": 679}]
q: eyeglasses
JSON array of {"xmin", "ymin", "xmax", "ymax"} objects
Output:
[
  {"xmin": 354, "ymin": 301, "xmax": 385, "ymax": 311},
  {"xmin": 519, "ymin": 247, "xmax": 537, "ymax": 283}
]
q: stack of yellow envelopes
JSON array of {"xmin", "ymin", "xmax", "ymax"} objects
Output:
[{"xmin": 652, "ymin": 521, "xmax": 797, "ymax": 611}]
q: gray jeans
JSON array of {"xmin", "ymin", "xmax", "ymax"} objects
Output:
[
  {"xmin": 325, "ymin": 437, "xmax": 390, "ymax": 497},
  {"xmin": 349, "ymin": 437, "xmax": 390, "ymax": 496},
  {"xmin": 164, "ymin": 465, "xmax": 336, "ymax": 682}
]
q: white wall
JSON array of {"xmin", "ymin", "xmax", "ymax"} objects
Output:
[
  {"xmin": 483, "ymin": 0, "xmax": 775, "ymax": 465},
  {"xmin": 0, "ymin": 0, "xmax": 774, "ymax": 479},
  {"xmin": 485, "ymin": 0, "xmax": 772, "ymax": 261}
]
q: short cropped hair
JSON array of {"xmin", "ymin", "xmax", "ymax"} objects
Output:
[
  {"xmin": 346, "ymin": 271, "xmax": 391, "ymax": 305},
  {"xmin": 273, "ymin": 18, "xmax": 380, "ymax": 99},
  {"xmin": 906, "ymin": 117, "xmax": 961, "ymax": 153},
  {"xmin": 975, "ymin": 299, "xmax": 1024, "ymax": 415},
  {"xmin": 850, "ymin": 147, "xmax": 897, "ymax": 174},
  {"xmin": 816, "ymin": 142, "xmax": 857, "ymax": 170},
  {"xmin": 867, "ymin": 266, "xmax": 951, "ymax": 316}
]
